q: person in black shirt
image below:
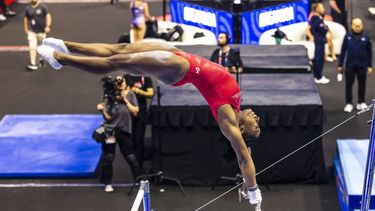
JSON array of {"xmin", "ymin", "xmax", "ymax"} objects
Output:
[
  {"xmin": 97, "ymin": 75, "xmax": 142, "ymax": 193},
  {"xmin": 210, "ymin": 32, "xmax": 243, "ymax": 74},
  {"xmin": 24, "ymin": 0, "xmax": 51, "ymax": 70},
  {"xmin": 124, "ymin": 74, "xmax": 154, "ymax": 168},
  {"xmin": 337, "ymin": 18, "xmax": 373, "ymax": 113},
  {"xmin": 330, "ymin": 0, "xmax": 348, "ymax": 30},
  {"xmin": 309, "ymin": 3, "xmax": 330, "ymax": 84},
  {"xmin": 0, "ymin": 0, "xmax": 16, "ymax": 21}
]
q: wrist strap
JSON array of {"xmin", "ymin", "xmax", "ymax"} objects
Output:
[{"xmin": 247, "ymin": 184, "xmax": 258, "ymax": 192}]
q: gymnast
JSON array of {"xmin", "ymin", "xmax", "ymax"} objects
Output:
[{"xmin": 37, "ymin": 38, "xmax": 262, "ymax": 208}]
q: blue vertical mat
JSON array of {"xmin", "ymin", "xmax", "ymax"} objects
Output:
[
  {"xmin": 335, "ymin": 139, "xmax": 375, "ymax": 211},
  {"xmin": 0, "ymin": 115, "xmax": 103, "ymax": 177}
]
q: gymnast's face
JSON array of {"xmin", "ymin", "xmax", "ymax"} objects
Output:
[{"xmin": 240, "ymin": 109, "xmax": 260, "ymax": 139}]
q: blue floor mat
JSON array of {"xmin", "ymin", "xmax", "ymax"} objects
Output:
[{"xmin": 0, "ymin": 115, "xmax": 103, "ymax": 177}]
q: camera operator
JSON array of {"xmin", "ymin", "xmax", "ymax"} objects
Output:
[
  {"xmin": 210, "ymin": 32, "xmax": 243, "ymax": 74},
  {"xmin": 124, "ymin": 74, "xmax": 154, "ymax": 168},
  {"xmin": 97, "ymin": 75, "xmax": 142, "ymax": 193}
]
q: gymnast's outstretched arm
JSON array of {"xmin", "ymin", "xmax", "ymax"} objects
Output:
[{"xmin": 217, "ymin": 105, "xmax": 257, "ymax": 188}]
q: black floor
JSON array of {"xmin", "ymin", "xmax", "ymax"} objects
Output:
[{"xmin": 0, "ymin": 1, "xmax": 374, "ymax": 211}]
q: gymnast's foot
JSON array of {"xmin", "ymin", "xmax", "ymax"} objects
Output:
[
  {"xmin": 42, "ymin": 37, "xmax": 70, "ymax": 54},
  {"xmin": 37, "ymin": 45, "xmax": 63, "ymax": 70}
]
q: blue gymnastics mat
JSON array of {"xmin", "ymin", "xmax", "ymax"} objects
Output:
[
  {"xmin": 334, "ymin": 139, "xmax": 375, "ymax": 211},
  {"xmin": 0, "ymin": 115, "xmax": 103, "ymax": 178}
]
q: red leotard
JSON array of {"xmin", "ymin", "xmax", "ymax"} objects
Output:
[{"xmin": 172, "ymin": 51, "xmax": 241, "ymax": 120}]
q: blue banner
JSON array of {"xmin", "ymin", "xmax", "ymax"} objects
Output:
[
  {"xmin": 170, "ymin": 0, "xmax": 234, "ymax": 43},
  {"xmin": 241, "ymin": 0, "xmax": 309, "ymax": 44}
]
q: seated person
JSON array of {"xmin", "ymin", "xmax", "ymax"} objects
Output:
[{"xmin": 210, "ymin": 32, "xmax": 243, "ymax": 73}]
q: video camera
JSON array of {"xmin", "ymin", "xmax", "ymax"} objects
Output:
[{"xmin": 101, "ymin": 75, "xmax": 124, "ymax": 105}]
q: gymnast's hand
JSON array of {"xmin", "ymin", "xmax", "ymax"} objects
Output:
[
  {"xmin": 242, "ymin": 186, "xmax": 262, "ymax": 210},
  {"xmin": 247, "ymin": 186, "xmax": 262, "ymax": 204}
]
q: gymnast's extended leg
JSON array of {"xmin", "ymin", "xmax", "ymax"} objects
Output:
[
  {"xmin": 38, "ymin": 47, "xmax": 189, "ymax": 84},
  {"xmin": 43, "ymin": 37, "xmax": 179, "ymax": 57}
]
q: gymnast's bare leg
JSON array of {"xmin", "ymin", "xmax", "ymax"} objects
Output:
[
  {"xmin": 42, "ymin": 37, "xmax": 178, "ymax": 57},
  {"xmin": 65, "ymin": 41, "xmax": 179, "ymax": 56},
  {"xmin": 53, "ymin": 50, "xmax": 189, "ymax": 85}
]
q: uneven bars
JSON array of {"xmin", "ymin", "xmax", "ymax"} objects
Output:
[
  {"xmin": 131, "ymin": 189, "xmax": 145, "ymax": 211},
  {"xmin": 143, "ymin": 180, "xmax": 151, "ymax": 211},
  {"xmin": 360, "ymin": 100, "xmax": 375, "ymax": 211},
  {"xmin": 131, "ymin": 180, "xmax": 149, "ymax": 211}
]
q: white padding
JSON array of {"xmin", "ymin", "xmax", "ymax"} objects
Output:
[{"xmin": 131, "ymin": 189, "xmax": 145, "ymax": 211}]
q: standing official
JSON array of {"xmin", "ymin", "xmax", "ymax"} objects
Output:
[
  {"xmin": 309, "ymin": 3, "xmax": 330, "ymax": 84},
  {"xmin": 330, "ymin": 0, "xmax": 348, "ymax": 30},
  {"xmin": 337, "ymin": 18, "xmax": 372, "ymax": 113},
  {"xmin": 24, "ymin": 0, "xmax": 51, "ymax": 70}
]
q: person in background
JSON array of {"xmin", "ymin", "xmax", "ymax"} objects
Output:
[
  {"xmin": 308, "ymin": 3, "xmax": 330, "ymax": 84},
  {"xmin": 0, "ymin": 0, "xmax": 16, "ymax": 21},
  {"xmin": 210, "ymin": 32, "xmax": 243, "ymax": 74},
  {"xmin": 325, "ymin": 30, "xmax": 337, "ymax": 62},
  {"xmin": 130, "ymin": 0, "xmax": 152, "ymax": 43},
  {"xmin": 24, "ymin": 0, "xmax": 51, "ymax": 70},
  {"xmin": 307, "ymin": 27, "xmax": 337, "ymax": 62},
  {"xmin": 330, "ymin": 0, "xmax": 348, "ymax": 30},
  {"xmin": 307, "ymin": 5, "xmax": 337, "ymax": 62},
  {"xmin": 97, "ymin": 75, "xmax": 142, "ymax": 192},
  {"xmin": 125, "ymin": 74, "xmax": 154, "ymax": 168},
  {"xmin": 337, "ymin": 18, "xmax": 372, "ymax": 113}
]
